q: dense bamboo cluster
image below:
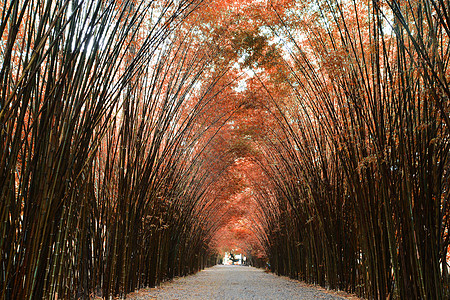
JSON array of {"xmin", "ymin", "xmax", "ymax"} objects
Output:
[
  {"xmin": 250, "ymin": 0, "xmax": 449, "ymax": 299},
  {"xmin": 0, "ymin": 0, "xmax": 231, "ymax": 298}
]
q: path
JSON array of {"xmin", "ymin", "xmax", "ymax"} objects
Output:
[{"xmin": 128, "ymin": 265, "xmax": 351, "ymax": 299}]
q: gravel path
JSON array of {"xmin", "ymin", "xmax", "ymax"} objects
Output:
[{"xmin": 128, "ymin": 265, "xmax": 349, "ymax": 299}]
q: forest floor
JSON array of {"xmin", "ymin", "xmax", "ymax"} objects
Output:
[{"xmin": 127, "ymin": 265, "xmax": 361, "ymax": 300}]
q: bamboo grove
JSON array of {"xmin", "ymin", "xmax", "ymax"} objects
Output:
[
  {"xmin": 1, "ymin": 0, "xmax": 450, "ymax": 299},
  {"xmin": 241, "ymin": 0, "xmax": 450, "ymax": 299},
  {"xmin": 0, "ymin": 0, "xmax": 241, "ymax": 298}
]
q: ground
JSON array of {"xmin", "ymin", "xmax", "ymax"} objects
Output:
[{"xmin": 127, "ymin": 265, "xmax": 361, "ymax": 300}]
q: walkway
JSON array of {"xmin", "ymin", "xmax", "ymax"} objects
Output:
[{"xmin": 128, "ymin": 265, "xmax": 352, "ymax": 299}]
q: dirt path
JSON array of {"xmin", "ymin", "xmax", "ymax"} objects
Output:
[{"xmin": 128, "ymin": 265, "xmax": 354, "ymax": 299}]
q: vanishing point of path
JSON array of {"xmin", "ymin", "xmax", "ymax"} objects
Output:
[{"xmin": 129, "ymin": 265, "xmax": 353, "ymax": 300}]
